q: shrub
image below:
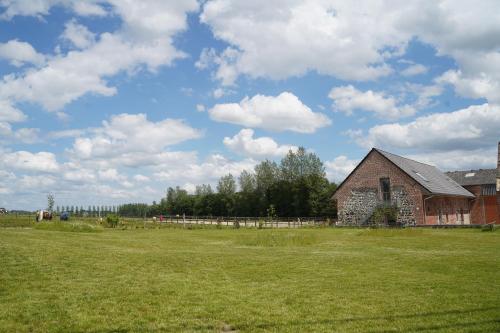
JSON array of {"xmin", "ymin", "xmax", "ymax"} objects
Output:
[
  {"xmin": 371, "ymin": 204, "xmax": 399, "ymax": 226},
  {"xmin": 106, "ymin": 214, "xmax": 120, "ymax": 228},
  {"xmin": 481, "ymin": 224, "xmax": 495, "ymax": 232},
  {"xmin": 258, "ymin": 220, "xmax": 264, "ymax": 229}
]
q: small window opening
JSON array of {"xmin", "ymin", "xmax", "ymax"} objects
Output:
[{"xmin": 380, "ymin": 178, "xmax": 391, "ymax": 203}]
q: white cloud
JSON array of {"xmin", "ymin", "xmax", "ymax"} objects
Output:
[
  {"xmin": 406, "ymin": 148, "xmax": 497, "ymax": 171},
  {"xmin": 325, "ymin": 155, "xmax": 359, "ymax": 183},
  {"xmin": 200, "ymin": 1, "xmax": 404, "ymax": 85},
  {"xmin": 0, "ymin": 39, "xmax": 45, "ymax": 67},
  {"xmin": 60, "ymin": 20, "xmax": 96, "ymax": 49},
  {"xmin": 1, "ymin": 151, "xmax": 60, "ymax": 172},
  {"xmin": 437, "ymin": 70, "xmax": 500, "ymax": 104},
  {"xmin": 153, "ymin": 153, "xmax": 257, "ymax": 185},
  {"xmin": 329, "ymin": 85, "xmax": 415, "ymax": 120},
  {"xmin": 63, "ymin": 168, "xmax": 96, "ymax": 183},
  {"xmin": 12, "ymin": 127, "xmax": 40, "ymax": 144},
  {"xmin": 47, "ymin": 129, "xmax": 84, "ymax": 139},
  {"xmin": 71, "ymin": 113, "xmax": 202, "ymax": 160},
  {"xmin": 358, "ymin": 103, "xmax": 500, "ymax": 152},
  {"xmin": 200, "ymin": 0, "xmax": 500, "ymax": 100},
  {"xmin": 401, "ymin": 63, "xmax": 428, "ymax": 77},
  {"xmin": 0, "ymin": 100, "xmax": 26, "ymax": 123},
  {"xmin": 223, "ymin": 128, "xmax": 297, "ymax": 158},
  {"xmin": 196, "ymin": 104, "xmax": 205, "ymax": 112},
  {"xmin": 18, "ymin": 175, "xmax": 56, "ymax": 190},
  {"xmin": 133, "ymin": 174, "xmax": 150, "ymax": 182},
  {"xmin": 0, "ymin": 0, "xmax": 199, "ymax": 113},
  {"xmin": 98, "ymin": 168, "xmax": 125, "ymax": 181},
  {"xmin": 0, "ymin": 123, "xmax": 40, "ymax": 144},
  {"xmin": 209, "ymin": 92, "xmax": 331, "ymax": 133},
  {"xmin": 0, "ymin": 0, "xmax": 106, "ymax": 19}
]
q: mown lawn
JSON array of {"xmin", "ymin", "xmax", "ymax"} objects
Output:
[{"xmin": 0, "ymin": 226, "xmax": 498, "ymax": 332}]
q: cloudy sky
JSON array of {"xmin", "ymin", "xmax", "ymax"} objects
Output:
[{"xmin": 0, "ymin": 0, "xmax": 499, "ymax": 210}]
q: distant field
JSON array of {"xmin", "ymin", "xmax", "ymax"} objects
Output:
[{"xmin": 0, "ymin": 224, "xmax": 499, "ymax": 332}]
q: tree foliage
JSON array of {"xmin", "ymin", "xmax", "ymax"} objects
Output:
[{"xmin": 115, "ymin": 147, "xmax": 338, "ymax": 218}]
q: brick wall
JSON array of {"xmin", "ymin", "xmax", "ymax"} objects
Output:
[
  {"xmin": 333, "ymin": 150, "xmax": 424, "ymax": 225},
  {"xmin": 423, "ymin": 196, "xmax": 471, "ymax": 225},
  {"xmin": 497, "ymin": 142, "xmax": 500, "ymax": 223},
  {"xmin": 464, "ymin": 185, "xmax": 484, "ymax": 224}
]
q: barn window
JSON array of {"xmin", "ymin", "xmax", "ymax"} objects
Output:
[{"xmin": 380, "ymin": 178, "xmax": 391, "ymax": 203}]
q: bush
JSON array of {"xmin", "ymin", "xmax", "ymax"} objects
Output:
[
  {"xmin": 106, "ymin": 214, "xmax": 120, "ymax": 228},
  {"xmin": 258, "ymin": 220, "xmax": 264, "ymax": 229},
  {"xmin": 481, "ymin": 224, "xmax": 495, "ymax": 232},
  {"xmin": 371, "ymin": 204, "xmax": 399, "ymax": 226}
]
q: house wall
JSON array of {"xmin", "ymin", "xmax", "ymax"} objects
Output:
[
  {"xmin": 462, "ymin": 185, "xmax": 498, "ymax": 224},
  {"xmin": 333, "ymin": 150, "xmax": 424, "ymax": 225},
  {"xmin": 423, "ymin": 196, "xmax": 471, "ymax": 225},
  {"xmin": 497, "ymin": 142, "xmax": 500, "ymax": 224}
]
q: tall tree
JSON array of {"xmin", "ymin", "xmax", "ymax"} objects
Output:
[
  {"xmin": 47, "ymin": 194, "xmax": 55, "ymax": 212},
  {"xmin": 217, "ymin": 174, "xmax": 236, "ymax": 196}
]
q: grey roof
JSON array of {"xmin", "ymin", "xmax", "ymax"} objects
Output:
[
  {"xmin": 445, "ymin": 169, "xmax": 496, "ymax": 186},
  {"xmin": 375, "ymin": 149, "xmax": 474, "ymax": 197}
]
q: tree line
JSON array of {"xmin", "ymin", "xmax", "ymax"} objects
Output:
[{"xmin": 131, "ymin": 148, "xmax": 337, "ymax": 218}]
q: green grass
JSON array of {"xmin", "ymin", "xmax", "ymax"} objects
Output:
[
  {"xmin": 33, "ymin": 221, "xmax": 103, "ymax": 233},
  {"xmin": 0, "ymin": 227, "xmax": 498, "ymax": 332}
]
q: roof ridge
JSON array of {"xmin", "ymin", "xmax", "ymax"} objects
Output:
[{"xmin": 374, "ymin": 148, "xmax": 437, "ymax": 169}]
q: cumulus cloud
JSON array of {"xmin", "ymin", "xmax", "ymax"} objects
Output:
[
  {"xmin": 401, "ymin": 63, "xmax": 428, "ymax": 77},
  {"xmin": 0, "ymin": 0, "xmax": 199, "ymax": 113},
  {"xmin": 133, "ymin": 174, "xmax": 150, "ymax": 182},
  {"xmin": 71, "ymin": 113, "xmax": 202, "ymax": 160},
  {"xmin": 209, "ymin": 92, "xmax": 331, "ymax": 133},
  {"xmin": 437, "ymin": 70, "xmax": 500, "ymax": 104},
  {"xmin": 199, "ymin": 1, "xmax": 403, "ymax": 85},
  {"xmin": 358, "ymin": 103, "xmax": 500, "ymax": 152},
  {"xmin": 1, "ymin": 151, "xmax": 60, "ymax": 172},
  {"xmin": 0, "ymin": 0, "xmax": 108, "ymax": 19},
  {"xmin": 329, "ymin": 85, "xmax": 416, "ymax": 120},
  {"xmin": 223, "ymin": 128, "xmax": 297, "ymax": 158},
  {"xmin": 406, "ymin": 148, "xmax": 497, "ymax": 171},
  {"xmin": 199, "ymin": 0, "xmax": 500, "ymax": 101},
  {"xmin": 0, "ymin": 123, "xmax": 40, "ymax": 144},
  {"xmin": 60, "ymin": 20, "xmax": 96, "ymax": 49},
  {"xmin": 0, "ymin": 39, "xmax": 45, "ymax": 67},
  {"xmin": 153, "ymin": 153, "xmax": 257, "ymax": 185},
  {"xmin": 325, "ymin": 155, "xmax": 359, "ymax": 183}
]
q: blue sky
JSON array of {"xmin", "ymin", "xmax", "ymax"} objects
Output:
[{"xmin": 0, "ymin": 1, "xmax": 499, "ymax": 210}]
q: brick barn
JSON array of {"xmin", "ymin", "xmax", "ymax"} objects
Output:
[
  {"xmin": 445, "ymin": 170, "xmax": 498, "ymax": 224},
  {"xmin": 446, "ymin": 143, "xmax": 500, "ymax": 225},
  {"xmin": 333, "ymin": 148, "xmax": 476, "ymax": 226}
]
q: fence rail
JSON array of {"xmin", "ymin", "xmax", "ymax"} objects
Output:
[{"xmin": 149, "ymin": 215, "xmax": 334, "ymax": 228}]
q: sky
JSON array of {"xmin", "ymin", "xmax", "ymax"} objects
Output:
[{"xmin": 0, "ymin": 0, "xmax": 499, "ymax": 210}]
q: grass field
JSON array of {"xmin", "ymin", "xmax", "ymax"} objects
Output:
[{"xmin": 0, "ymin": 224, "xmax": 499, "ymax": 332}]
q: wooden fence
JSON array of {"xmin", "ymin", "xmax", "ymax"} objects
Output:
[{"xmin": 150, "ymin": 216, "xmax": 334, "ymax": 228}]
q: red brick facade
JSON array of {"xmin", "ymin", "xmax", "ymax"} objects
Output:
[
  {"xmin": 423, "ymin": 196, "xmax": 470, "ymax": 225},
  {"xmin": 333, "ymin": 150, "xmax": 472, "ymax": 225}
]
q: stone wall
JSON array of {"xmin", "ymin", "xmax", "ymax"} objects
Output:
[
  {"xmin": 338, "ymin": 188, "xmax": 378, "ymax": 225},
  {"xmin": 391, "ymin": 186, "xmax": 416, "ymax": 225}
]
